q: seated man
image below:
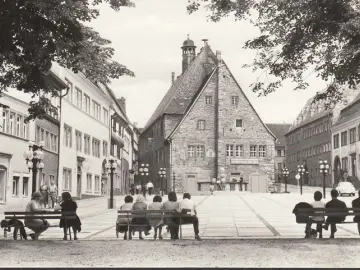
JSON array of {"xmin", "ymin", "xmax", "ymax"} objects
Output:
[
  {"xmin": 177, "ymin": 193, "xmax": 201, "ymax": 240},
  {"xmin": 351, "ymin": 190, "xmax": 360, "ymax": 235},
  {"xmin": 323, "ymin": 189, "xmax": 348, "ymax": 238},
  {"xmin": 305, "ymin": 191, "xmax": 325, "ymax": 238}
]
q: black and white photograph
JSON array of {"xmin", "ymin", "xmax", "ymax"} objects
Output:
[{"xmin": 0, "ymin": 0, "xmax": 360, "ymax": 268}]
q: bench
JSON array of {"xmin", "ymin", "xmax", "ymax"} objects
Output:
[
  {"xmin": 117, "ymin": 209, "xmax": 191, "ymax": 240},
  {"xmin": 3, "ymin": 210, "xmax": 77, "ymax": 240}
]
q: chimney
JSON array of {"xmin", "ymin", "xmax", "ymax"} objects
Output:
[
  {"xmin": 171, "ymin": 72, "xmax": 175, "ymax": 85},
  {"xmin": 216, "ymin": 50, "xmax": 221, "ymax": 62},
  {"xmin": 117, "ymin": 97, "xmax": 126, "ymax": 113},
  {"xmin": 133, "ymin": 122, "xmax": 138, "ymax": 127}
]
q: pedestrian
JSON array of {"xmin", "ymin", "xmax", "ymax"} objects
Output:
[
  {"xmin": 130, "ymin": 184, "xmax": 135, "ymax": 196},
  {"xmin": 239, "ymin": 177, "xmax": 244, "ymax": 191},
  {"xmin": 323, "ymin": 189, "xmax": 348, "ymax": 238},
  {"xmin": 101, "ymin": 180, "xmax": 105, "ymax": 196},
  {"xmin": 148, "ymin": 195, "xmax": 164, "ymax": 240},
  {"xmin": 177, "ymin": 193, "xmax": 201, "ymax": 240},
  {"xmin": 351, "ymin": 190, "xmax": 360, "ymax": 235},
  {"xmin": 39, "ymin": 180, "xmax": 49, "ymax": 208},
  {"xmin": 116, "ymin": 195, "xmax": 134, "ymax": 240},
  {"xmin": 146, "ymin": 181, "xmax": 154, "ymax": 196},
  {"xmin": 25, "ymin": 191, "xmax": 50, "ymax": 240},
  {"xmin": 48, "ymin": 180, "xmax": 58, "ymax": 209},
  {"xmin": 305, "ymin": 191, "xmax": 325, "ymax": 238},
  {"xmin": 57, "ymin": 192, "xmax": 81, "ymax": 240},
  {"xmin": 163, "ymin": 191, "xmax": 180, "ymax": 240},
  {"xmin": 135, "ymin": 184, "xmax": 141, "ymax": 195}
]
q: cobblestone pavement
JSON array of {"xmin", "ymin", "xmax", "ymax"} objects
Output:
[{"xmin": 2, "ymin": 190, "xmax": 360, "ymax": 240}]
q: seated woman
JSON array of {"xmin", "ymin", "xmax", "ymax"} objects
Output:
[
  {"xmin": 130, "ymin": 195, "xmax": 151, "ymax": 239},
  {"xmin": 148, "ymin": 195, "xmax": 164, "ymax": 240},
  {"xmin": 57, "ymin": 192, "xmax": 82, "ymax": 240},
  {"xmin": 25, "ymin": 191, "xmax": 51, "ymax": 240},
  {"xmin": 163, "ymin": 192, "xmax": 180, "ymax": 240},
  {"xmin": 116, "ymin": 195, "xmax": 134, "ymax": 240}
]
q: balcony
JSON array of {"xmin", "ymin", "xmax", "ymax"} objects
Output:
[{"xmin": 111, "ymin": 131, "xmax": 124, "ymax": 148}]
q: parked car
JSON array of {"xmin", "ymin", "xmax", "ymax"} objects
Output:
[{"xmin": 336, "ymin": 182, "xmax": 356, "ymax": 196}]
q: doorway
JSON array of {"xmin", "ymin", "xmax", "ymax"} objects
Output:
[
  {"xmin": 184, "ymin": 174, "xmax": 197, "ymax": 194},
  {"xmin": 0, "ymin": 165, "xmax": 6, "ymax": 202},
  {"xmin": 77, "ymin": 174, "xmax": 81, "ymax": 199}
]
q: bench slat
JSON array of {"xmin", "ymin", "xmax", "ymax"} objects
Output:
[
  {"xmin": 5, "ymin": 216, "xmax": 77, "ymax": 220},
  {"xmin": 4, "ymin": 211, "xmax": 76, "ymax": 215}
]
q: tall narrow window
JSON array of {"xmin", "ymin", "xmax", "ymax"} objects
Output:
[
  {"xmin": 76, "ymin": 130, "xmax": 82, "ymax": 152},
  {"xmin": 226, "ymin": 144, "xmax": 234, "ymax": 157},
  {"xmin": 259, "ymin": 145, "xmax": 266, "ymax": 157},
  {"xmin": 95, "ymin": 175, "xmax": 100, "ymax": 192},
  {"xmin": 196, "ymin": 145, "xmax": 205, "ymax": 157},
  {"xmin": 65, "ymin": 78, "xmax": 73, "ymax": 103},
  {"xmin": 103, "ymin": 141, "xmax": 108, "ymax": 156},
  {"xmin": 86, "ymin": 173, "xmax": 92, "ymax": 192},
  {"xmin": 23, "ymin": 121, "xmax": 28, "ymax": 139},
  {"xmin": 205, "ymin": 96, "xmax": 213, "ymax": 104},
  {"xmin": 188, "ymin": 146, "xmax": 195, "ymax": 157},
  {"xmin": 232, "ymin": 96, "xmax": 239, "ymax": 105},
  {"xmin": 63, "ymin": 168, "xmax": 72, "ymax": 190},
  {"xmin": 1, "ymin": 111, "xmax": 7, "ymax": 132},
  {"xmin": 12, "ymin": 176, "xmax": 19, "ymax": 196},
  {"xmin": 341, "ymin": 131, "xmax": 348, "ymax": 146},
  {"xmin": 103, "ymin": 108, "xmax": 108, "ymax": 125},
  {"xmin": 250, "ymin": 145, "xmax": 257, "ymax": 157},
  {"xmin": 197, "ymin": 120, "xmax": 205, "ymax": 130},
  {"xmin": 76, "ymin": 88, "xmax": 82, "ymax": 109},
  {"xmin": 350, "ymin": 127, "xmax": 356, "ymax": 143},
  {"xmin": 333, "ymin": 134, "xmax": 339, "ymax": 149},
  {"xmin": 16, "ymin": 116, "xmax": 20, "ymax": 137},
  {"xmin": 23, "ymin": 177, "xmax": 29, "ymax": 197},
  {"xmin": 9, "ymin": 113, "xmax": 14, "ymax": 135},
  {"xmin": 84, "ymin": 94, "xmax": 90, "ymax": 114},
  {"xmin": 235, "ymin": 145, "xmax": 244, "ymax": 157}
]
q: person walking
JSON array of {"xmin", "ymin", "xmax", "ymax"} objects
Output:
[
  {"xmin": 146, "ymin": 181, "xmax": 154, "ymax": 196},
  {"xmin": 48, "ymin": 181, "xmax": 58, "ymax": 209},
  {"xmin": 351, "ymin": 190, "xmax": 360, "ymax": 235},
  {"xmin": 39, "ymin": 180, "xmax": 49, "ymax": 209},
  {"xmin": 130, "ymin": 184, "xmax": 135, "ymax": 196},
  {"xmin": 177, "ymin": 193, "xmax": 201, "ymax": 240},
  {"xmin": 135, "ymin": 184, "xmax": 141, "ymax": 195},
  {"xmin": 323, "ymin": 189, "xmax": 348, "ymax": 238}
]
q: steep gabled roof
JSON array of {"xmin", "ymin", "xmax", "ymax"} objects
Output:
[
  {"xmin": 143, "ymin": 44, "xmax": 218, "ymax": 131},
  {"xmin": 265, "ymin": 123, "xmax": 292, "ymax": 146}
]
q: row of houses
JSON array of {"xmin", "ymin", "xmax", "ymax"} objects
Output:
[
  {"xmin": 0, "ymin": 63, "xmax": 140, "ymax": 206},
  {"xmin": 285, "ymin": 86, "xmax": 360, "ymax": 188}
]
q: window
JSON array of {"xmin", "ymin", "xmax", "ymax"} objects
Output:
[
  {"xmin": 23, "ymin": 121, "xmax": 28, "ymax": 139},
  {"xmin": 84, "ymin": 94, "xmax": 91, "ymax": 114},
  {"xmin": 103, "ymin": 141, "xmax": 108, "ymax": 156},
  {"xmin": 196, "ymin": 145, "xmax": 205, "ymax": 157},
  {"xmin": 188, "ymin": 145, "xmax": 195, "ymax": 157},
  {"xmin": 95, "ymin": 175, "xmax": 100, "ymax": 192},
  {"xmin": 250, "ymin": 145, "xmax": 257, "ymax": 157},
  {"xmin": 75, "ymin": 130, "xmax": 82, "ymax": 152},
  {"xmin": 12, "ymin": 176, "xmax": 19, "ymax": 196},
  {"xmin": 277, "ymin": 163, "xmax": 283, "ymax": 170},
  {"xmin": 226, "ymin": 145, "xmax": 234, "ymax": 157},
  {"xmin": 76, "ymin": 88, "xmax": 82, "ymax": 109},
  {"xmin": 92, "ymin": 100, "xmax": 101, "ymax": 120},
  {"xmin": 235, "ymin": 145, "xmax": 244, "ymax": 157},
  {"xmin": 103, "ymin": 108, "xmax": 108, "ymax": 125},
  {"xmin": 187, "ymin": 145, "xmax": 205, "ymax": 158},
  {"xmin": 342, "ymin": 157, "xmax": 348, "ymax": 172},
  {"xmin": 9, "ymin": 113, "xmax": 14, "ymax": 135},
  {"xmin": 16, "ymin": 116, "xmax": 21, "ymax": 137},
  {"xmin": 350, "ymin": 128, "xmax": 356, "ymax": 143},
  {"xmin": 235, "ymin": 119, "xmax": 243, "ymax": 128},
  {"xmin": 63, "ymin": 168, "xmax": 72, "ymax": 190},
  {"xmin": 341, "ymin": 131, "xmax": 347, "ymax": 146},
  {"xmin": 259, "ymin": 145, "xmax": 266, "ymax": 157},
  {"xmin": 86, "ymin": 173, "xmax": 92, "ymax": 192},
  {"xmin": 197, "ymin": 120, "xmax": 205, "ymax": 130},
  {"xmin": 65, "ymin": 78, "xmax": 73, "ymax": 103},
  {"xmin": 92, "ymin": 138, "xmax": 100, "ymax": 158},
  {"xmin": 232, "ymin": 96, "xmax": 239, "ymax": 105},
  {"xmin": 205, "ymin": 96, "xmax": 212, "ymax": 104},
  {"xmin": 63, "ymin": 125, "xmax": 72, "ymax": 147},
  {"xmin": 84, "ymin": 135, "xmax": 91, "ymax": 155},
  {"xmin": 22, "ymin": 177, "xmax": 29, "ymax": 197},
  {"xmin": 333, "ymin": 134, "xmax": 339, "ymax": 149},
  {"xmin": 45, "ymin": 131, "xmax": 50, "ymax": 149},
  {"xmin": 277, "ymin": 150, "xmax": 282, "ymax": 157}
]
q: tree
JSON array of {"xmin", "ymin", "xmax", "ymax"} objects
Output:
[
  {"xmin": 0, "ymin": 0, "xmax": 135, "ymax": 121},
  {"xmin": 187, "ymin": 0, "xmax": 360, "ymax": 104}
]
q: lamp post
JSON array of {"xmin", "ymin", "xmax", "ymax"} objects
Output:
[
  {"xmin": 139, "ymin": 164, "xmax": 149, "ymax": 196},
  {"xmin": 106, "ymin": 158, "xmax": 121, "ymax": 209},
  {"xmin": 23, "ymin": 141, "xmax": 45, "ymax": 194},
  {"xmin": 172, "ymin": 171, "xmax": 176, "ymax": 192},
  {"xmin": 319, "ymin": 159, "xmax": 330, "ymax": 199},
  {"xmin": 282, "ymin": 167, "xmax": 289, "ymax": 193},
  {"xmin": 297, "ymin": 164, "xmax": 306, "ymax": 195},
  {"xmin": 158, "ymin": 168, "xmax": 166, "ymax": 196}
]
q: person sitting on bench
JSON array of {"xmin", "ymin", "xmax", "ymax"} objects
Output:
[
  {"xmin": 351, "ymin": 190, "xmax": 360, "ymax": 235},
  {"xmin": 305, "ymin": 191, "xmax": 325, "ymax": 238},
  {"xmin": 177, "ymin": 193, "xmax": 201, "ymax": 240},
  {"xmin": 25, "ymin": 191, "xmax": 50, "ymax": 240}
]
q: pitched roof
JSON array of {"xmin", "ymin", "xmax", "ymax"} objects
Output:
[
  {"xmin": 143, "ymin": 44, "xmax": 218, "ymax": 131},
  {"xmin": 265, "ymin": 123, "xmax": 292, "ymax": 146}
]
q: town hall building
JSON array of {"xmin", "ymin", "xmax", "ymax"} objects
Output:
[{"xmin": 139, "ymin": 37, "xmax": 276, "ymax": 194}]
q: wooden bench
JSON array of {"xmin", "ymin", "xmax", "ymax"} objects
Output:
[
  {"xmin": 117, "ymin": 209, "xmax": 191, "ymax": 240},
  {"xmin": 3, "ymin": 210, "xmax": 77, "ymax": 240}
]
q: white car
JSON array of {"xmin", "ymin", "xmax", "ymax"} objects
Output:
[{"xmin": 336, "ymin": 182, "xmax": 356, "ymax": 196}]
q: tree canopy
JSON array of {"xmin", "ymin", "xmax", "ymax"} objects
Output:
[
  {"xmin": 0, "ymin": 0, "xmax": 135, "ymax": 121},
  {"xmin": 187, "ymin": 0, "xmax": 360, "ymax": 105}
]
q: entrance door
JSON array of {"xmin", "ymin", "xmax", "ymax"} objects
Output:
[
  {"xmin": 77, "ymin": 174, "xmax": 81, "ymax": 199},
  {"xmin": 0, "ymin": 166, "xmax": 6, "ymax": 202},
  {"xmin": 351, "ymin": 154, "xmax": 356, "ymax": 177},
  {"xmin": 185, "ymin": 175, "xmax": 196, "ymax": 194}
]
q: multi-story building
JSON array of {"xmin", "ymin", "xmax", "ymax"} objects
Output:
[
  {"xmin": 139, "ymin": 37, "xmax": 276, "ymax": 194},
  {"xmin": 285, "ymin": 88, "xmax": 360, "ymax": 187},
  {"xmin": 331, "ymin": 93, "xmax": 360, "ymax": 187},
  {"xmin": 131, "ymin": 123, "xmax": 140, "ymax": 186},
  {"xmin": 266, "ymin": 123, "xmax": 291, "ymax": 182}
]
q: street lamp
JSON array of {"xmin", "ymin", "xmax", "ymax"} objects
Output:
[
  {"xmin": 296, "ymin": 164, "xmax": 306, "ymax": 195},
  {"xmin": 158, "ymin": 168, "xmax": 166, "ymax": 196},
  {"xmin": 172, "ymin": 171, "xmax": 176, "ymax": 192},
  {"xmin": 319, "ymin": 159, "xmax": 330, "ymax": 199},
  {"xmin": 23, "ymin": 141, "xmax": 45, "ymax": 194},
  {"xmin": 106, "ymin": 158, "xmax": 121, "ymax": 209},
  {"xmin": 139, "ymin": 164, "xmax": 149, "ymax": 196},
  {"xmin": 282, "ymin": 167, "xmax": 290, "ymax": 193}
]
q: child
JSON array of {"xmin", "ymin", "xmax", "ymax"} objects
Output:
[
  {"xmin": 58, "ymin": 192, "xmax": 81, "ymax": 240},
  {"xmin": 116, "ymin": 195, "xmax": 134, "ymax": 240},
  {"xmin": 306, "ymin": 191, "xmax": 325, "ymax": 238},
  {"xmin": 148, "ymin": 195, "xmax": 164, "ymax": 240}
]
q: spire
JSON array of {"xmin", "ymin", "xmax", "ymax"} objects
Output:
[{"xmin": 181, "ymin": 35, "xmax": 196, "ymax": 73}]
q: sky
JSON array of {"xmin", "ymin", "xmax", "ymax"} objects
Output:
[{"xmin": 88, "ymin": 0, "xmax": 328, "ymax": 127}]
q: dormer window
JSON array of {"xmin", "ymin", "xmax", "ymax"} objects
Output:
[
  {"xmin": 232, "ymin": 96, "xmax": 239, "ymax": 106},
  {"xmin": 235, "ymin": 119, "xmax": 243, "ymax": 128}
]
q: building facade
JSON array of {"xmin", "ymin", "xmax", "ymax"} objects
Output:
[
  {"xmin": 266, "ymin": 124, "xmax": 291, "ymax": 183},
  {"xmin": 139, "ymin": 38, "xmax": 276, "ymax": 194}
]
